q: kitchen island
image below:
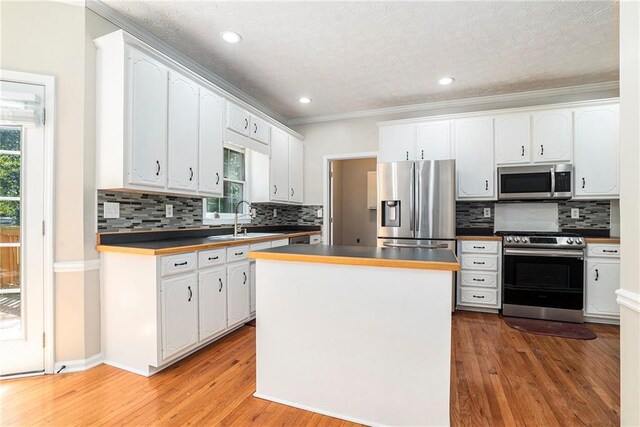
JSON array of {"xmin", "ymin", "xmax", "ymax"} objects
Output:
[{"xmin": 249, "ymin": 245, "xmax": 460, "ymax": 426}]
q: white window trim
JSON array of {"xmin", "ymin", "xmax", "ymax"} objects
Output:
[{"xmin": 203, "ymin": 144, "xmax": 251, "ymax": 226}]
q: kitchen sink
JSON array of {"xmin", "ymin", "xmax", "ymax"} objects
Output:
[{"xmin": 207, "ymin": 232, "xmax": 284, "ymax": 240}]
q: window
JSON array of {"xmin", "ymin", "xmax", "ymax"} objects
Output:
[{"xmin": 203, "ymin": 145, "xmax": 249, "ymax": 224}]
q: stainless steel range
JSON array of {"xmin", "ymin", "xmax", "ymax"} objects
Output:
[{"xmin": 498, "ymin": 231, "xmax": 586, "ymax": 323}]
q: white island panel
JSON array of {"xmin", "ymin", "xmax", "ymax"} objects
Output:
[{"xmin": 254, "ymin": 259, "xmax": 452, "ymax": 426}]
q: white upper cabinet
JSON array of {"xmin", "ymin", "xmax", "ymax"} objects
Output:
[
  {"xmin": 455, "ymin": 117, "xmax": 495, "ymax": 200},
  {"xmin": 227, "ymin": 102, "xmax": 251, "ymax": 136},
  {"xmin": 495, "ymin": 113, "xmax": 531, "ymax": 165},
  {"xmin": 270, "ymin": 127, "xmax": 290, "ymax": 202},
  {"xmin": 198, "ymin": 88, "xmax": 224, "ymax": 196},
  {"xmin": 128, "ymin": 48, "xmax": 168, "ymax": 188},
  {"xmin": 288, "ymin": 136, "xmax": 304, "ymax": 204},
  {"xmin": 167, "ymin": 72, "xmax": 199, "ymax": 192},
  {"xmin": 574, "ymin": 104, "xmax": 619, "ymax": 198},
  {"xmin": 378, "ymin": 124, "xmax": 416, "ymax": 162},
  {"xmin": 416, "ymin": 120, "xmax": 453, "ymax": 161},
  {"xmin": 532, "ymin": 109, "xmax": 572, "ymax": 163},
  {"xmin": 250, "ymin": 115, "xmax": 270, "ymax": 144}
]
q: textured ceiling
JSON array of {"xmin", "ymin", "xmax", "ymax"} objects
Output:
[{"xmin": 101, "ymin": 1, "xmax": 619, "ymax": 120}]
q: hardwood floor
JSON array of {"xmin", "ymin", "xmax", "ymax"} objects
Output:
[{"xmin": 1, "ymin": 312, "xmax": 619, "ymax": 426}]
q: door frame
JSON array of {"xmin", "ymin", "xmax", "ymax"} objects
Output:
[
  {"xmin": 322, "ymin": 151, "xmax": 378, "ymax": 245},
  {"xmin": 0, "ymin": 70, "xmax": 56, "ymax": 375}
]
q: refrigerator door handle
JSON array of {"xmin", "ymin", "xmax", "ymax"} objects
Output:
[
  {"xmin": 415, "ymin": 163, "xmax": 420, "ymax": 234},
  {"xmin": 409, "ymin": 162, "xmax": 415, "ymax": 233}
]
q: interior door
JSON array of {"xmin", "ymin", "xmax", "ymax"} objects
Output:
[{"xmin": 0, "ymin": 80, "xmax": 46, "ymax": 376}]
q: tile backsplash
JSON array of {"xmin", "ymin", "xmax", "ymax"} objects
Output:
[
  {"xmin": 457, "ymin": 200, "xmax": 613, "ymax": 231},
  {"xmin": 97, "ymin": 191, "xmax": 322, "ymax": 232}
]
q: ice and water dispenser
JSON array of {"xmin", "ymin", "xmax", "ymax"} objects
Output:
[{"xmin": 381, "ymin": 200, "xmax": 401, "ymax": 227}]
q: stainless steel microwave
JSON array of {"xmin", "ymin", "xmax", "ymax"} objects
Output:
[{"xmin": 498, "ymin": 164, "xmax": 573, "ymax": 200}]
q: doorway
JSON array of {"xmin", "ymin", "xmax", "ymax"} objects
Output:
[
  {"xmin": 328, "ymin": 156, "xmax": 377, "ymax": 246},
  {"xmin": 0, "ymin": 78, "xmax": 48, "ymax": 376}
]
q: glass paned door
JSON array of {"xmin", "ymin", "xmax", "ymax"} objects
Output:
[
  {"xmin": 0, "ymin": 79, "xmax": 46, "ymax": 376},
  {"xmin": 0, "ymin": 126, "xmax": 22, "ymax": 335}
]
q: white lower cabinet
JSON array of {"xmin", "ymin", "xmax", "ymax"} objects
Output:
[
  {"xmin": 250, "ymin": 262, "xmax": 257, "ymax": 315},
  {"xmin": 456, "ymin": 240, "xmax": 502, "ymax": 311},
  {"xmin": 585, "ymin": 244, "xmax": 620, "ymax": 322},
  {"xmin": 161, "ymin": 273, "xmax": 199, "ymax": 361},
  {"xmin": 198, "ymin": 267, "xmax": 228, "ymax": 342},
  {"xmin": 227, "ymin": 261, "xmax": 251, "ymax": 328}
]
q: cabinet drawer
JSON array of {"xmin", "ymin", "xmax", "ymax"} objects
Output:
[
  {"xmin": 460, "ymin": 254, "xmax": 498, "ymax": 271},
  {"xmin": 227, "ymin": 245, "xmax": 249, "ymax": 262},
  {"xmin": 460, "ymin": 271, "xmax": 498, "ymax": 289},
  {"xmin": 198, "ymin": 249, "xmax": 226, "ymax": 269},
  {"xmin": 271, "ymin": 238, "xmax": 289, "ymax": 248},
  {"xmin": 250, "ymin": 242, "xmax": 272, "ymax": 251},
  {"xmin": 460, "ymin": 241, "xmax": 499, "ymax": 254},
  {"xmin": 588, "ymin": 244, "xmax": 620, "ymax": 258},
  {"xmin": 310, "ymin": 234, "xmax": 322, "ymax": 245},
  {"xmin": 161, "ymin": 252, "xmax": 197, "ymax": 277},
  {"xmin": 459, "ymin": 288, "xmax": 498, "ymax": 306}
]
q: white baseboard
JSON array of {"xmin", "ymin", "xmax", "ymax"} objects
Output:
[
  {"xmin": 253, "ymin": 392, "xmax": 381, "ymax": 427},
  {"xmin": 584, "ymin": 315, "xmax": 620, "ymax": 325},
  {"xmin": 54, "ymin": 353, "xmax": 103, "ymax": 374},
  {"xmin": 616, "ymin": 289, "xmax": 640, "ymax": 314}
]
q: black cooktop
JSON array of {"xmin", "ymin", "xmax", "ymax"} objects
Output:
[{"xmin": 494, "ymin": 231, "xmax": 582, "ymax": 237}]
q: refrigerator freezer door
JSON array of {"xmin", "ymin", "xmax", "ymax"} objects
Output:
[
  {"xmin": 415, "ymin": 160, "xmax": 456, "ymax": 239},
  {"xmin": 377, "ymin": 162, "xmax": 414, "ymax": 239}
]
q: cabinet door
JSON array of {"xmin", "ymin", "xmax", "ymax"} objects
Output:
[
  {"xmin": 198, "ymin": 88, "xmax": 224, "ymax": 195},
  {"xmin": 250, "ymin": 262, "xmax": 256, "ymax": 315},
  {"xmin": 128, "ymin": 48, "xmax": 168, "ymax": 188},
  {"xmin": 455, "ymin": 117, "xmax": 495, "ymax": 199},
  {"xmin": 416, "ymin": 120, "xmax": 453, "ymax": 160},
  {"xmin": 532, "ymin": 109, "xmax": 572, "ymax": 163},
  {"xmin": 378, "ymin": 125, "xmax": 416, "ymax": 162},
  {"xmin": 495, "ymin": 113, "xmax": 531, "ymax": 165},
  {"xmin": 586, "ymin": 260, "xmax": 620, "ymax": 317},
  {"xmin": 198, "ymin": 267, "xmax": 227, "ymax": 341},
  {"xmin": 574, "ymin": 105, "xmax": 619, "ymax": 198},
  {"xmin": 227, "ymin": 262, "xmax": 250, "ymax": 327},
  {"xmin": 161, "ymin": 273, "xmax": 198, "ymax": 360},
  {"xmin": 167, "ymin": 72, "xmax": 199, "ymax": 192},
  {"xmin": 227, "ymin": 102, "xmax": 250, "ymax": 136},
  {"xmin": 250, "ymin": 115, "xmax": 269, "ymax": 144},
  {"xmin": 270, "ymin": 127, "xmax": 289, "ymax": 202},
  {"xmin": 288, "ymin": 136, "xmax": 304, "ymax": 203}
]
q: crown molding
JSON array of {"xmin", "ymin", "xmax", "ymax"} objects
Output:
[
  {"xmin": 85, "ymin": 0, "xmax": 288, "ymax": 125},
  {"xmin": 287, "ymin": 81, "xmax": 620, "ymax": 126}
]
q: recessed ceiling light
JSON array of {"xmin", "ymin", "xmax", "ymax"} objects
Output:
[
  {"xmin": 438, "ymin": 77, "xmax": 455, "ymax": 85},
  {"xmin": 221, "ymin": 31, "xmax": 242, "ymax": 43},
  {"xmin": 299, "ymin": 97, "xmax": 312, "ymax": 104}
]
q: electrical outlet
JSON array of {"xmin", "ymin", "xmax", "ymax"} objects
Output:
[
  {"xmin": 166, "ymin": 204, "xmax": 174, "ymax": 218},
  {"xmin": 103, "ymin": 202, "xmax": 120, "ymax": 219},
  {"xmin": 316, "ymin": 208, "xmax": 323, "ymax": 218},
  {"xmin": 484, "ymin": 208, "xmax": 491, "ymax": 218},
  {"xmin": 251, "ymin": 208, "xmax": 257, "ymax": 218},
  {"xmin": 273, "ymin": 208, "xmax": 278, "ymax": 217},
  {"xmin": 571, "ymin": 208, "xmax": 579, "ymax": 219}
]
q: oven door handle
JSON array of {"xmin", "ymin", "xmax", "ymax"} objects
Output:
[
  {"xmin": 550, "ymin": 166, "xmax": 556, "ymax": 198},
  {"xmin": 504, "ymin": 248, "xmax": 584, "ymax": 258}
]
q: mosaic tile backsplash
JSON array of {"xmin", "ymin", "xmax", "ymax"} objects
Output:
[
  {"xmin": 457, "ymin": 200, "xmax": 612, "ymax": 230},
  {"xmin": 97, "ymin": 191, "xmax": 323, "ymax": 232}
]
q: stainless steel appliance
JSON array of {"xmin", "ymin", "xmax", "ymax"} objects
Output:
[
  {"xmin": 499, "ymin": 231, "xmax": 585, "ymax": 323},
  {"xmin": 498, "ymin": 164, "xmax": 573, "ymax": 200},
  {"xmin": 377, "ymin": 160, "xmax": 455, "ymax": 250}
]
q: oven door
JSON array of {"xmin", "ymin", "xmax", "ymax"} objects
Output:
[
  {"xmin": 503, "ymin": 248, "xmax": 584, "ymax": 310},
  {"xmin": 498, "ymin": 166, "xmax": 553, "ymax": 200}
]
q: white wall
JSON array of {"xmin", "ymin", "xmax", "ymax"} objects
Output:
[
  {"xmin": 619, "ymin": 2, "xmax": 640, "ymax": 425},
  {"xmin": 295, "ymin": 88, "xmax": 619, "ymax": 205}
]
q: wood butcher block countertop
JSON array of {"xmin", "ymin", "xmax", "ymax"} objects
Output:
[
  {"xmin": 249, "ymin": 244, "xmax": 461, "ymax": 271},
  {"xmin": 96, "ymin": 231, "xmax": 321, "ymax": 256}
]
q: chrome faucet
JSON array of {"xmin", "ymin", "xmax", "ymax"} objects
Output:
[{"xmin": 234, "ymin": 200, "xmax": 252, "ymax": 237}]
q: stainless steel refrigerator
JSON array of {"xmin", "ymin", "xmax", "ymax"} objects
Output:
[{"xmin": 377, "ymin": 160, "xmax": 456, "ymax": 250}]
